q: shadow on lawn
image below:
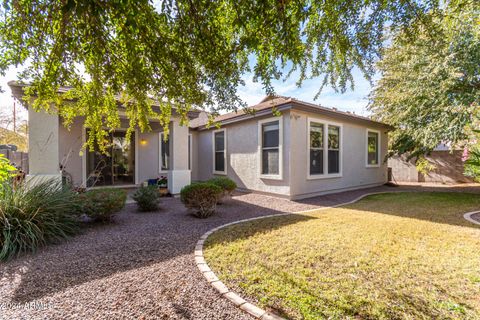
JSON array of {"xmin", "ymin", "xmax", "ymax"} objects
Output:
[
  {"xmin": 293, "ymin": 185, "xmax": 480, "ymax": 229},
  {"xmin": 0, "ymin": 197, "xmax": 312, "ymax": 304},
  {"xmin": 341, "ymin": 191, "xmax": 480, "ymax": 229}
]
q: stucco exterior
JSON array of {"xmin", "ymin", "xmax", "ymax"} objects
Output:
[
  {"xmin": 288, "ymin": 110, "xmax": 388, "ymax": 199},
  {"xmin": 31, "ymin": 109, "xmax": 191, "ymax": 192},
  {"xmin": 24, "ymin": 89, "xmax": 390, "ymax": 198},
  {"xmin": 191, "ymin": 108, "xmax": 388, "ymax": 199},
  {"xmin": 193, "ymin": 111, "xmax": 291, "ymax": 196}
]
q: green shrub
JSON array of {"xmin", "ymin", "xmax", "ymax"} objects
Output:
[
  {"xmin": 0, "ymin": 154, "xmax": 16, "ymax": 183},
  {"xmin": 208, "ymin": 176, "xmax": 237, "ymax": 195},
  {"xmin": 132, "ymin": 186, "xmax": 161, "ymax": 212},
  {"xmin": 464, "ymin": 146, "xmax": 480, "ymax": 182},
  {"xmin": 0, "ymin": 179, "xmax": 80, "ymax": 261},
  {"xmin": 180, "ymin": 182, "xmax": 222, "ymax": 218},
  {"xmin": 79, "ymin": 188, "xmax": 126, "ymax": 222}
]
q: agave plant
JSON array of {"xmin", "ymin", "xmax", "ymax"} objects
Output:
[{"xmin": 0, "ymin": 179, "xmax": 81, "ymax": 261}]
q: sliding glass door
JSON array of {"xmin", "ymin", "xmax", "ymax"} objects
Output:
[{"xmin": 86, "ymin": 130, "xmax": 135, "ymax": 187}]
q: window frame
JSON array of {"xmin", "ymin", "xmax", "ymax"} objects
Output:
[
  {"xmin": 158, "ymin": 132, "xmax": 170, "ymax": 172},
  {"xmin": 306, "ymin": 117, "xmax": 343, "ymax": 180},
  {"xmin": 365, "ymin": 129, "xmax": 381, "ymax": 168},
  {"xmin": 188, "ymin": 133, "xmax": 192, "ymax": 171},
  {"xmin": 82, "ymin": 127, "xmax": 138, "ymax": 186},
  {"xmin": 212, "ymin": 128, "xmax": 227, "ymax": 175},
  {"xmin": 258, "ymin": 116, "xmax": 283, "ymax": 180}
]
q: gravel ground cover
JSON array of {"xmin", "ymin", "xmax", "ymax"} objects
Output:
[{"xmin": 0, "ymin": 183, "xmax": 478, "ymax": 319}]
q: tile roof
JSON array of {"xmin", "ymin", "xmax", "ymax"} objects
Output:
[{"xmin": 192, "ymin": 95, "xmax": 392, "ymax": 130}]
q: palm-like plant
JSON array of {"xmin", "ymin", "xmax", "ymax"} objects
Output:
[{"xmin": 0, "ymin": 179, "xmax": 80, "ymax": 261}]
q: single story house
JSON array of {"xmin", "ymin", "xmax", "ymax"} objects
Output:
[{"xmin": 10, "ymin": 81, "xmax": 392, "ymax": 200}]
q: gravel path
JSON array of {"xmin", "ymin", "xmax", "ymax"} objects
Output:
[{"xmin": 1, "ymin": 183, "xmax": 479, "ymax": 319}]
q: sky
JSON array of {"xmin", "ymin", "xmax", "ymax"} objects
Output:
[
  {"xmin": 237, "ymin": 67, "xmax": 374, "ymax": 116},
  {"xmin": 0, "ymin": 64, "xmax": 375, "ymax": 129}
]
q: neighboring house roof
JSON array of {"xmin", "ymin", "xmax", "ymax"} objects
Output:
[
  {"xmin": 193, "ymin": 95, "xmax": 394, "ymax": 130},
  {"xmin": 7, "ymin": 81, "xmax": 201, "ymax": 120}
]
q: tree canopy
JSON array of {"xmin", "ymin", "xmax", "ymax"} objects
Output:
[
  {"xmin": 0, "ymin": 0, "xmax": 439, "ymax": 149},
  {"xmin": 369, "ymin": 0, "xmax": 479, "ymax": 159}
]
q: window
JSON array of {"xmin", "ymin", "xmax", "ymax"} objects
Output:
[
  {"xmin": 86, "ymin": 130, "xmax": 135, "ymax": 187},
  {"xmin": 261, "ymin": 120, "xmax": 280, "ymax": 175},
  {"xmin": 213, "ymin": 129, "xmax": 226, "ymax": 174},
  {"xmin": 367, "ymin": 130, "xmax": 380, "ymax": 166},
  {"xmin": 307, "ymin": 118, "xmax": 342, "ymax": 178},
  {"xmin": 159, "ymin": 132, "xmax": 169, "ymax": 171},
  {"xmin": 188, "ymin": 134, "xmax": 192, "ymax": 171},
  {"xmin": 309, "ymin": 122, "xmax": 324, "ymax": 175},
  {"xmin": 328, "ymin": 125, "xmax": 340, "ymax": 174}
]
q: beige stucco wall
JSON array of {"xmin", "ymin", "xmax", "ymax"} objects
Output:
[
  {"xmin": 195, "ymin": 111, "xmax": 291, "ymax": 197},
  {"xmin": 58, "ymin": 116, "xmax": 84, "ymax": 184},
  {"xmin": 288, "ymin": 110, "xmax": 388, "ymax": 199},
  {"xmin": 193, "ymin": 109, "xmax": 388, "ymax": 199},
  {"xmin": 190, "ymin": 130, "xmax": 199, "ymax": 181},
  {"xmin": 57, "ymin": 116, "xmax": 169, "ymax": 186},
  {"xmin": 52, "ymin": 106, "xmax": 388, "ymax": 197},
  {"xmin": 28, "ymin": 108, "xmax": 60, "ymax": 176}
]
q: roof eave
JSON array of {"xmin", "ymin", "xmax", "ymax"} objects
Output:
[
  {"xmin": 196, "ymin": 104, "xmax": 292, "ymax": 130},
  {"xmin": 7, "ymin": 81, "xmax": 201, "ymax": 120},
  {"xmin": 289, "ymin": 101, "xmax": 394, "ymax": 131}
]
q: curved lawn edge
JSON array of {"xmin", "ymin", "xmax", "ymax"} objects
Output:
[
  {"xmin": 464, "ymin": 211, "xmax": 480, "ymax": 225},
  {"xmin": 194, "ymin": 191, "xmax": 480, "ymax": 320}
]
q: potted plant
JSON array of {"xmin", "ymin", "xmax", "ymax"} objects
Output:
[{"xmin": 158, "ymin": 176, "xmax": 168, "ymax": 196}]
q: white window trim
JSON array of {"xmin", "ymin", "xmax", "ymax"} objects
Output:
[
  {"xmin": 258, "ymin": 116, "xmax": 283, "ymax": 180},
  {"xmin": 307, "ymin": 117, "xmax": 343, "ymax": 180},
  {"xmin": 158, "ymin": 132, "xmax": 169, "ymax": 173},
  {"xmin": 366, "ymin": 128, "xmax": 381, "ymax": 168},
  {"xmin": 188, "ymin": 133, "xmax": 193, "ymax": 171},
  {"xmin": 212, "ymin": 128, "xmax": 227, "ymax": 175}
]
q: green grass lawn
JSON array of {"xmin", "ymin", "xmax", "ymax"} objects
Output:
[{"xmin": 203, "ymin": 192, "xmax": 480, "ymax": 319}]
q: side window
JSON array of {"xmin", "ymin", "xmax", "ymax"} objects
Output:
[
  {"xmin": 327, "ymin": 125, "xmax": 340, "ymax": 174},
  {"xmin": 309, "ymin": 122, "xmax": 324, "ymax": 175},
  {"xmin": 367, "ymin": 130, "xmax": 379, "ymax": 166},
  {"xmin": 214, "ymin": 130, "xmax": 226, "ymax": 173},
  {"xmin": 261, "ymin": 121, "xmax": 280, "ymax": 175},
  {"xmin": 160, "ymin": 132, "xmax": 169, "ymax": 171}
]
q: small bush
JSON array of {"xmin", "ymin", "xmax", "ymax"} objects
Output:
[
  {"xmin": 180, "ymin": 183, "xmax": 222, "ymax": 218},
  {"xmin": 132, "ymin": 186, "xmax": 161, "ymax": 212},
  {"xmin": 0, "ymin": 154, "xmax": 16, "ymax": 184},
  {"xmin": 0, "ymin": 179, "xmax": 80, "ymax": 261},
  {"xmin": 79, "ymin": 188, "xmax": 126, "ymax": 222},
  {"xmin": 208, "ymin": 177, "xmax": 237, "ymax": 195}
]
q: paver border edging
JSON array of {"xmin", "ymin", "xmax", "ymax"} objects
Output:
[
  {"xmin": 464, "ymin": 211, "xmax": 480, "ymax": 225},
  {"xmin": 194, "ymin": 191, "xmax": 480, "ymax": 320}
]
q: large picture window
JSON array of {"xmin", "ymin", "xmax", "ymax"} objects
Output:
[
  {"xmin": 367, "ymin": 130, "xmax": 380, "ymax": 166},
  {"xmin": 307, "ymin": 119, "xmax": 342, "ymax": 178},
  {"xmin": 261, "ymin": 120, "xmax": 280, "ymax": 175},
  {"xmin": 328, "ymin": 125, "xmax": 340, "ymax": 174},
  {"xmin": 159, "ymin": 132, "xmax": 169, "ymax": 171},
  {"xmin": 213, "ymin": 129, "xmax": 226, "ymax": 174},
  {"xmin": 309, "ymin": 122, "xmax": 324, "ymax": 175}
]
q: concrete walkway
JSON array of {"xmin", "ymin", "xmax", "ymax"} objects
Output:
[{"xmin": 0, "ymin": 183, "xmax": 478, "ymax": 319}]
